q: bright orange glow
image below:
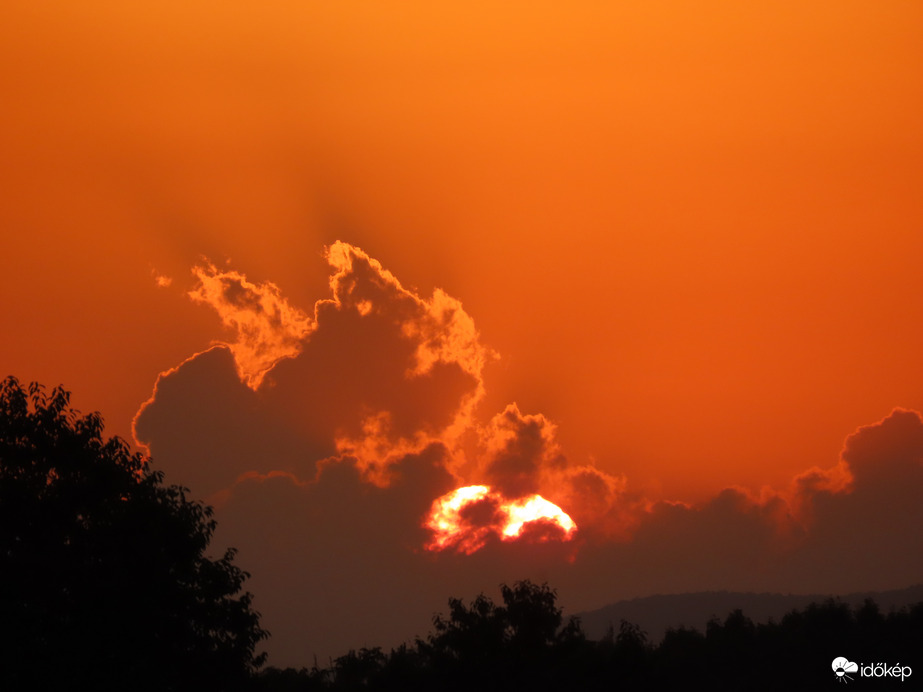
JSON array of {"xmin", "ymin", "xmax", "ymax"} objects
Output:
[
  {"xmin": 502, "ymin": 495, "xmax": 577, "ymax": 539},
  {"xmin": 188, "ymin": 262, "xmax": 314, "ymax": 389},
  {"xmin": 425, "ymin": 485, "xmax": 577, "ymax": 554}
]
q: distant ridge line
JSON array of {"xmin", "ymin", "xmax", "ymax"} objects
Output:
[{"xmin": 574, "ymin": 583, "xmax": 923, "ymax": 643}]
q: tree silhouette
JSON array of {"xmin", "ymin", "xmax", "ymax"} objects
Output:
[
  {"xmin": 0, "ymin": 377, "xmax": 267, "ymax": 691},
  {"xmin": 411, "ymin": 580, "xmax": 585, "ymax": 691},
  {"xmin": 251, "ymin": 582, "xmax": 923, "ymax": 691}
]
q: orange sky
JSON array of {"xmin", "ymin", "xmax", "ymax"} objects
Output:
[
  {"xmin": 4, "ymin": 2, "xmax": 923, "ymax": 500},
  {"xmin": 4, "ymin": 1, "xmax": 923, "ymax": 664}
]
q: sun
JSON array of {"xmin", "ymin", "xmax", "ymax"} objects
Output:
[{"xmin": 424, "ymin": 485, "xmax": 577, "ymax": 554}]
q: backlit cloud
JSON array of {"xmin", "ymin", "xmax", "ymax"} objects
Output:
[
  {"xmin": 134, "ymin": 242, "xmax": 923, "ymax": 666},
  {"xmin": 322, "ymin": 241, "xmax": 494, "ymax": 442},
  {"xmin": 189, "ymin": 262, "xmax": 314, "ymax": 388}
]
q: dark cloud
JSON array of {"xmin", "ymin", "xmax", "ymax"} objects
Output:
[
  {"xmin": 262, "ymin": 291, "xmax": 476, "ymax": 446},
  {"xmin": 782, "ymin": 409, "xmax": 923, "ymax": 591},
  {"xmin": 210, "ymin": 446, "xmax": 456, "ymax": 663},
  {"xmin": 134, "ymin": 243, "xmax": 923, "ymax": 666},
  {"xmin": 842, "ymin": 408, "xmax": 923, "ymax": 491},
  {"xmin": 573, "ymin": 409, "xmax": 923, "ymax": 602},
  {"xmin": 480, "ymin": 404, "xmax": 566, "ymax": 498},
  {"xmin": 135, "ymin": 243, "xmax": 488, "ymax": 499},
  {"xmin": 132, "ymin": 345, "xmax": 319, "ymax": 498}
]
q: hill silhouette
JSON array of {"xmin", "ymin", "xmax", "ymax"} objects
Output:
[{"xmin": 575, "ymin": 583, "xmax": 923, "ymax": 643}]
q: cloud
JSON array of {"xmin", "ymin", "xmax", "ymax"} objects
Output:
[
  {"xmin": 574, "ymin": 408, "xmax": 923, "ymax": 599},
  {"xmin": 779, "ymin": 408, "xmax": 923, "ymax": 590},
  {"xmin": 134, "ymin": 242, "xmax": 923, "ymax": 666},
  {"xmin": 210, "ymin": 444, "xmax": 459, "ymax": 663},
  {"xmin": 135, "ymin": 242, "xmax": 491, "ymax": 498},
  {"xmin": 325, "ymin": 242, "xmax": 491, "ymax": 385},
  {"xmin": 841, "ymin": 408, "xmax": 923, "ymax": 492},
  {"xmin": 153, "ymin": 273, "xmax": 173, "ymax": 288},
  {"xmin": 479, "ymin": 404, "xmax": 566, "ymax": 498},
  {"xmin": 256, "ymin": 243, "xmax": 491, "ymax": 463},
  {"xmin": 188, "ymin": 262, "xmax": 314, "ymax": 389},
  {"xmin": 133, "ymin": 344, "xmax": 327, "ymax": 499}
]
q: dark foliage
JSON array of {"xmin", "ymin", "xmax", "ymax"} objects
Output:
[
  {"xmin": 255, "ymin": 582, "xmax": 923, "ymax": 692},
  {"xmin": 413, "ymin": 580, "xmax": 585, "ymax": 692},
  {"xmin": 0, "ymin": 377, "xmax": 267, "ymax": 691}
]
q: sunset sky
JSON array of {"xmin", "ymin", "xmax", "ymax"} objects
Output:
[{"xmin": 3, "ymin": 1, "xmax": 923, "ymax": 666}]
